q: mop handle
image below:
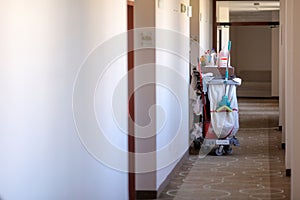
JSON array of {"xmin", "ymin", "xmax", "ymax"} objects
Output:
[
  {"xmin": 225, "ymin": 68, "xmax": 228, "ymax": 83},
  {"xmin": 224, "ymin": 41, "xmax": 231, "ymax": 84},
  {"xmin": 228, "ymin": 41, "xmax": 232, "ymax": 53}
]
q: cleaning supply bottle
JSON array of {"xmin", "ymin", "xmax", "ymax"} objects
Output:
[
  {"xmin": 218, "ymin": 45, "xmax": 229, "ymax": 67},
  {"xmin": 210, "ymin": 49, "xmax": 216, "ymax": 66}
]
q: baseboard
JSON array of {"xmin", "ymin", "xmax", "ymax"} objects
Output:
[
  {"xmin": 135, "ymin": 191, "xmax": 157, "ymax": 199},
  {"xmin": 286, "ymin": 169, "xmax": 291, "ymax": 177},
  {"xmin": 135, "ymin": 150, "xmax": 189, "ymax": 199},
  {"xmin": 281, "ymin": 143, "xmax": 285, "ymax": 150}
]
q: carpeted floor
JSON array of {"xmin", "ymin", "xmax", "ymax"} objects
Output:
[{"xmin": 156, "ymin": 98, "xmax": 290, "ymax": 200}]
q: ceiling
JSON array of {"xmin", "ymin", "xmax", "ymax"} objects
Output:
[{"xmin": 217, "ymin": 1, "xmax": 280, "ymax": 12}]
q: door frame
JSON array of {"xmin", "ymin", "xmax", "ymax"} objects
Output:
[{"xmin": 127, "ymin": 1, "xmax": 135, "ymax": 200}]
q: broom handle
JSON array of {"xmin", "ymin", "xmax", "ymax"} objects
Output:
[{"xmin": 225, "ymin": 41, "xmax": 231, "ymax": 83}]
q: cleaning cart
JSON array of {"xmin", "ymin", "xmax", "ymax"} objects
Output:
[
  {"xmin": 201, "ymin": 78, "xmax": 241, "ymax": 156},
  {"xmin": 190, "ymin": 66, "xmax": 241, "ymax": 156},
  {"xmin": 192, "ymin": 41, "xmax": 242, "ymax": 156}
]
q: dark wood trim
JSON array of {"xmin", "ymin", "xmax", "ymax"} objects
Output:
[
  {"xmin": 127, "ymin": 2, "xmax": 135, "ymax": 200},
  {"xmin": 127, "ymin": 0, "xmax": 134, "ymax": 6},
  {"xmin": 218, "ymin": 29, "xmax": 222, "ymax": 52},
  {"xmin": 286, "ymin": 169, "xmax": 291, "ymax": 177},
  {"xmin": 135, "ymin": 191, "xmax": 157, "ymax": 199},
  {"xmin": 216, "ymin": 21, "xmax": 280, "ymax": 27},
  {"xmin": 212, "ymin": 0, "xmax": 217, "ymax": 50}
]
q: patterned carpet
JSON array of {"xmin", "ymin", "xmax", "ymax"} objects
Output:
[{"xmin": 156, "ymin": 98, "xmax": 290, "ymax": 200}]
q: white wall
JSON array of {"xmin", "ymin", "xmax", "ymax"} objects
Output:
[
  {"xmin": 191, "ymin": 0, "xmax": 213, "ymax": 61},
  {"xmin": 217, "ymin": 6, "xmax": 230, "ymax": 51},
  {"xmin": 284, "ymin": 0, "xmax": 300, "ymax": 198},
  {"xmin": 190, "ymin": 0, "xmax": 199, "ymax": 38},
  {"xmin": 271, "ymin": 27, "xmax": 279, "ymax": 97},
  {"xmin": 292, "ymin": 0, "xmax": 300, "ymax": 195},
  {"xmin": 231, "ymin": 26, "xmax": 272, "ymax": 73},
  {"xmin": 199, "ymin": 0, "xmax": 213, "ymax": 51},
  {"xmin": 279, "ymin": 0, "xmax": 286, "ymax": 145},
  {"xmin": 290, "ymin": 0, "xmax": 300, "ymax": 198},
  {"xmin": 133, "ymin": 0, "xmax": 190, "ymax": 193},
  {"xmin": 156, "ymin": 0, "xmax": 190, "ymax": 190},
  {"xmin": 271, "ymin": 11, "xmax": 280, "ymax": 97},
  {"xmin": 0, "ymin": 1, "xmax": 128, "ymax": 199},
  {"xmin": 190, "ymin": 0, "xmax": 200, "ymax": 66},
  {"xmin": 230, "ymin": 26, "xmax": 273, "ymax": 97},
  {"xmin": 134, "ymin": 0, "xmax": 157, "ymax": 191},
  {"xmin": 284, "ymin": 0, "xmax": 292, "ymax": 174}
]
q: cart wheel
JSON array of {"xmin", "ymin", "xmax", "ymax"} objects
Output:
[
  {"xmin": 215, "ymin": 147, "xmax": 223, "ymax": 156},
  {"xmin": 224, "ymin": 146, "xmax": 233, "ymax": 155}
]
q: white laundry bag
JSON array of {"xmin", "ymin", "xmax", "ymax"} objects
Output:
[{"xmin": 208, "ymin": 84, "xmax": 239, "ymax": 138}]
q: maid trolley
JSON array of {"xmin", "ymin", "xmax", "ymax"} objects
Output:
[
  {"xmin": 200, "ymin": 78, "xmax": 241, "ymax": 156},
  {"xmin": 190, "ymin": 68, "xmax": 242, "ymax": 156},
  {"xmin": 190, "ymin": 41, "xmax": 242, "ymax": 156}
]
